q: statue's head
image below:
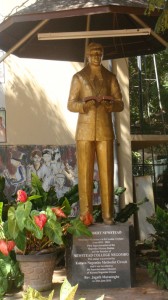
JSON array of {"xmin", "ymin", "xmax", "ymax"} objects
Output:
[{"xmin": 86, "ymin": 43, "xmax": 104, "ymax": 65}]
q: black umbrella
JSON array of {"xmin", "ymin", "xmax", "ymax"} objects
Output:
[{"xmin": 0, "ymin": 0, "xmax": 167, "ymax": 62}]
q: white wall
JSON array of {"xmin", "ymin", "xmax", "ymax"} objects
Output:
[{"xmin": 4, "ymin": 55, "xmax": 82, "ymax": 145}]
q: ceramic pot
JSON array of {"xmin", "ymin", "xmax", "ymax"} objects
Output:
[{"xmin": 16, "ymin": 252, "xmax": 57, "ymax": 292}]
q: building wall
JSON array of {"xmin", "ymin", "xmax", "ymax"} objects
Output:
[
  {"xmin": 4, "ymin": 55, "xmax": 81, "ymax": 145},
  {"xmin": 113, "ymin": 59, "xmax": 133, "ymax": 207},
  {"xmin": 0, "ymin": 53, "xmax": 133, "ymax": 208}
]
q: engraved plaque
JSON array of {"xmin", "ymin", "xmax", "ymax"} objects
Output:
[{"xmin": 66, "ymin": 223, "xmax": 135, "ymax": 288}]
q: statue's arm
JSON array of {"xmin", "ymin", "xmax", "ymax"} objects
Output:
[
  {"xmin": 67, "ymin": 75, "xmax": 85, "ymax": 113},
  {"xmin": 110, "ymin": 76, "xmax": 124, "ymax": 112}
]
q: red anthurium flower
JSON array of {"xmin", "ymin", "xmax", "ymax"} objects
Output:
[
  {"xmin": 17, "ymin": 190, "xmax": 28, "ymax": 203},
  {"xmin": 80, "ymin": 212, "xmax": 94, "ymax": 226},
  {"xmin": 7, "ymin": 240, "xmax": 16, "ymax": 252},
  {"xmin": 51, "ymin": 207, "xmax": 67, "ymax": 218},
  {"xmin": 39, "ymin": 214, "xmax": 47, "ymax": 226},
  {"xmin": 0, "ymin": 240, "xmax": 9, "ymax": 256},
  {"xmin": 34, "ymin": 214, "xmax": 47, "ymax": 230},
  {"xmin": 0, "ymin": 239, "xmax": 15, "ymax": 256}
]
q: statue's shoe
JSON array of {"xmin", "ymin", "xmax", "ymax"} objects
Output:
[{"xmin": 103, "ymin": 218, "xmax": 113, "ymax": 225}]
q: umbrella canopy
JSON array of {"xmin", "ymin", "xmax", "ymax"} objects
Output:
[{"xmin": 0, "ymin": 0, "xmax": 167, "ymax": 62}]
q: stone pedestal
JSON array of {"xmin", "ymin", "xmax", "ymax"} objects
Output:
[{"xmin": 66, "ymin": 223, "xmax": 135, "ymax": 289}]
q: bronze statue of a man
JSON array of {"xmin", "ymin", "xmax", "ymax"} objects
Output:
[{"xmin": 67, "ymin": 42, "xmax": 124, "ymax": 225}]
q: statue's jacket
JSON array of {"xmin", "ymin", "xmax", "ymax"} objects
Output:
[{"xmin": 67, "ymin": 64, "xmax": 124, "ymax": 141}]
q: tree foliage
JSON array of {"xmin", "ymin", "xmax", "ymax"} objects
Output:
[
  {"xmin": 146, "ymin": 0, "xmax": 168, "ymax": 32},
  {"xmin": 129, "ymin": 51, "xmax": 168, "ymax": 134}
]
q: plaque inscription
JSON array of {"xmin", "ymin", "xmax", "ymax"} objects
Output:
[{"xmin": 66, "ymin": 224, "xmax": 135, "ymax": 288}]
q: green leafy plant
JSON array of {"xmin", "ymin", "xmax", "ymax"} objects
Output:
[
  {"xmin": 93, "ymin": 187, "xmax": 148, "ymax": 223},
  {"xmin": 145, "ymin": 0, "xmax": 168, "ymax": 33},
  {"xmin": 147, "ymin": 206, "xmax": 168, "ymax": 289},
  {"xmin": 0, "ymin": 174, "xmax": 91, "ymax": 256},
  {"xmin": 114, "ymin": 197, "xmax": 149, "ymax": 223},
  {"xmin": 0, "ymin": 251, "xmax": 23, "ymax": 300},
  {"xmin": 22, "ymin": 278, "xmax": 104, "ymax": 300},
  {"xmin": 59, "ymin": 279, "xmax": 104, "ymax": 300},
  {"xmin": 0, "ymin": 203, "xmax": 23, "ymax": 299},
  {"xmin": 22, "ymin": 286, "xmax": 54, "ymax": 300}
]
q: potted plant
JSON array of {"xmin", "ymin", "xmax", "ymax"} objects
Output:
[{"xmin": 0, "ymin": 174, "xmax": 92, "ymax": 292}]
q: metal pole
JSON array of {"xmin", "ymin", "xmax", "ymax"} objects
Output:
[
  {"xmin": 84, "ymin": 15, "xmax": 91, "ymax": 65},
  {"xmin": 153, "ymin": 54, "xmax": 166, "ymax": 134},
  {"xmin": 0, "ymin": 19, "xmax": 49, "ymax": 63},
  {"xmin": 137, "ymin": 56, "xmax": 144, "ymax": 133}
]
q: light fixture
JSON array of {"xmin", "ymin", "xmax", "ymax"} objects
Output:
[{"xmin": 38, "ymin": 28, "xmax": 151, "ymax": 40}]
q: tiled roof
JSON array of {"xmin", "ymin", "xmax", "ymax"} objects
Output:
[{"xmin": 16, "ymin": 0, "xmax": 148, "ymax": 15}]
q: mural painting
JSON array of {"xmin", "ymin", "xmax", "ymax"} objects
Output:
[{"xmin": 0, "ymin": 145, "xmax": 101, "ymax": 215}]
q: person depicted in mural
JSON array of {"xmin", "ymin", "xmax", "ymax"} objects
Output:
[
  {"xmin": 51, "ymin": 148, "xmax": 65, "ymax": 175},
  {"xmin": 67, "ymin": 42, "xmax": 124, "ymax": 224},
  {"xmin": 3, "ymin": 151, "xmax": 27, "ymax": 194},
  {"xmin": 38, "ymin": 148, "xmax": 53, "ymax": 192},
  {"xmin": 64, "ymin": 161, "xmax": 78, "ymax": 185},
  {"xmin": 0, "ymin": 115, "xmax": 6, "ymax": 142},
  {"xmin": 27, "ymin": 149, "xmax": 43, "ymax": 185},
  {"xmin": 54, "ymin": 173, "xmax": 70, "ymax": 198}
]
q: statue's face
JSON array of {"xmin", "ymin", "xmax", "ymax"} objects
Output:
[{"xmin": 88, "ymin": 48, "xmax": 103, "ymax": 66}]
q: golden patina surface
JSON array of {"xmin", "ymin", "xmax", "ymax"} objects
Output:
[{"xmin": 67, "ymin": 43, "xmax": 124, "ymax": 224}]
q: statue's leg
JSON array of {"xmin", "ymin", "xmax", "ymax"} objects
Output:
[
  {"xmin": 76, "ymin": 140, "xmax": 95, "ymax": 216},
  {"xmin": 96, "ymin": 140, "xmax": 114, "ymax": 224}
]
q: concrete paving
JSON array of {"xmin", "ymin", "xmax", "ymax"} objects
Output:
[{"xmin": 4, "ymin": 267, "xmax": 168, "ymax": 300}]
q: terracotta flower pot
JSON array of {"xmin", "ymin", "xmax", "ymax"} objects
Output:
[{"xmin": 16, "ymin": 252, "xmax": 57, "ymax": 292}]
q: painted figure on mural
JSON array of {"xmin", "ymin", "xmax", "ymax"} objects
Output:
[
  {"xmin": 3, "ymin": 151, "xmax": 27, "ymax": 194},
  {"xmin": 27, "ymin": 149, "xmax": 43, "ymax": 186},
  {"xmin": 67, "ymin": 42, "xmax": 124, "ymax": 224},
  {"xmin": 54, "ymin": 173, "xmax": 70, "ymax": 198},
  {"xmin": 0, "ymin": 115, "xmax": 6, "ymax": 142},
  {"xmin": 52, "ymin": 148, "xmax": 65, "ymax": 175},
  {"xmin": 38, "ymin": 148, "xmax": 53, "ymax": 192}
]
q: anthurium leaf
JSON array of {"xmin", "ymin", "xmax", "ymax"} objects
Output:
[
  {"xmin": 44, "ymin": 219, "xmax": 63, "ymax": 245},
  {"xmin": 15, "ymin": 201, "xmax": 32, "ymax": 231},
  {"xmin": 46, "ymin": 207, "xmax": 57, "ymax": 221},
  {"xmin": 61, "ymin": 198, "xmax": 71, "ymax": 216},
  {"xmin": 7, "ymin": 206, "xmax": 20, "ymax": 239},
  {"xmin": 68, "ymin": 219, "xmax": 92, "ymax": 237},
  {"xmin": 60, "ymin": 278, "xmax": 78, "ymax": 300},
  {"xmin": 15, "ymin": 202, "xmax": 30, "ymax": 231},
  {"xmin": 0, "ymin": 277, "xmax": 8, "ymax": 298},
  {"xmin": 0, "ymin": 258, "xmax": 11, "ymax": 276},
  {"xmin": 28, "ymin": 195, "xmax": 42, "ymax": 201},
  {"xmin": 15, "ymin": 231, "xmax": 26, "ymax": 251},
  {"xmin": 30, "ymin": 210, "xmax": 41, "ymax": 218},
  {"xmin": 25, "ymin": 217, "xmax": 43, "ymax": 240},
  {"xmin": 23, "ymin": 201, "xmax": 33, "ymax": 216},
  {"xmin": 0, "ymin": 202, "xmax": 3, "ymax": 223}
]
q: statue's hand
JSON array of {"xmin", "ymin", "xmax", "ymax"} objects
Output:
[
  {"xmin": 102, "ymin": 100, "xmax": 113, "ymax": 112},
  {"xmin": 83, "ymin": 100, "xmax": 96, "ymax": 113}
]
